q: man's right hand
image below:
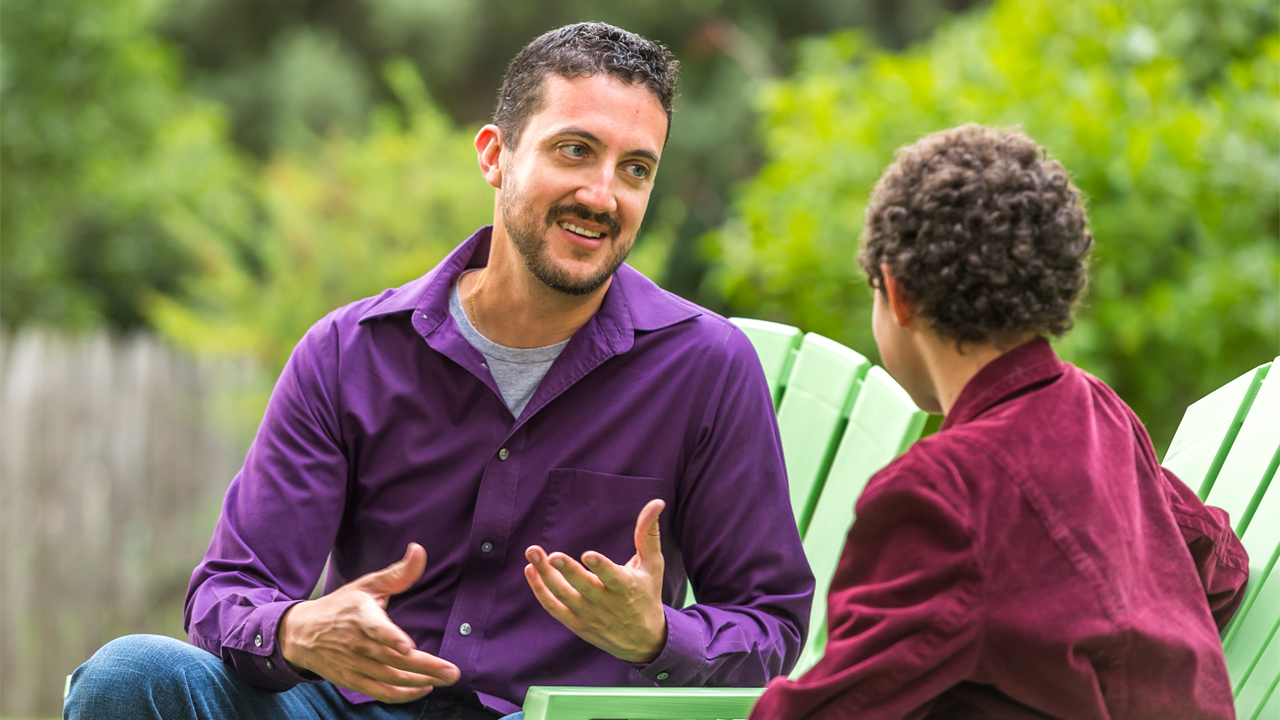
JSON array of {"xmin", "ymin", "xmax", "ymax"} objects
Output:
[{"xmin": 279, "ymin": 543, "xmax": 460, "ymax": 703}]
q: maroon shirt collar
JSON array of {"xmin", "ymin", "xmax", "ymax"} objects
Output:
[{"xmin": 941, "ymin": 337, "xmax": 1067, "ymax": 431}]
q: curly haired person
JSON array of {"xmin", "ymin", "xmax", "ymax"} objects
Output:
[{"xmin": 750, "ymin": 124, "xmax": 1248, "ymax": 720}]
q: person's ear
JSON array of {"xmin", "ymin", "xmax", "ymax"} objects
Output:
[
  {"xmin": 475, "ymin": 124, "xmax": 504, "ymax": 189},
  {"xmin": 880, "ymin": 264, "xmax": 915, "ymax": 328}
]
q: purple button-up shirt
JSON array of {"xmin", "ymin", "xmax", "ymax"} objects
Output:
[{"xmin": 185, "ymin": 227, "xmax": 814, "ymax": 715}]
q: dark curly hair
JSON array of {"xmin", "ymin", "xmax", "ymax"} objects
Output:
[
  {"xmin": 494, "ymin": 23, "xmax": 679, "ymax": 149},
  {"xmin": 859, "ymin": 124, "xmax": 1093, "ymax": 345}
]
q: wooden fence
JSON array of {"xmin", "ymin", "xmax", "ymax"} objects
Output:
[{"xmin": 0, "ymin": 330, "xmax": 259, "ymax": 717}]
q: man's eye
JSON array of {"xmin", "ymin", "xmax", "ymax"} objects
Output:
[
  {"xmin": 562, "ymin": 144, "xmax": 587, "ymax": 158},
  {"xmin": 625, "ymin": 163, "xmax": 650, "ymax": 179}
]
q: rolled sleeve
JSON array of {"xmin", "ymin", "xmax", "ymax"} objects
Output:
[
  {"xmin": 634, "ymin": 606, "xmax": 709, "ymax": 685},
  {"xmin": 663, "ymin": 326, "xmax": 814, "ymax": 688},
  {"xmin": 183, "ymin": 318, "xmax": 348, "ymax": 691}
]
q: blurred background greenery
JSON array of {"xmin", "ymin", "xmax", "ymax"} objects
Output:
[{"xmin": 3, "ymin": 0, "xmax": 1277, "ymax": 450}]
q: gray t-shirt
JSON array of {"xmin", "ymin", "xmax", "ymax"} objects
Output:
[{"xmin": 449, "ymin": 275, "xmax": 569, "ymax": 418}]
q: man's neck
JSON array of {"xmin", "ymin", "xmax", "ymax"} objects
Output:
[{"xmin": 459, "ymin": 227, "xmax": 611, "ymax": 349}]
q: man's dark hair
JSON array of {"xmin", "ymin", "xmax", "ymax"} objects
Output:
[
  {"xmin": 494, "ymin": 22, "xmax": 679, "ymax": 149},
  {"xmin": 859, "ymin": 124, "xmax": 1094, "ymax": 344}
]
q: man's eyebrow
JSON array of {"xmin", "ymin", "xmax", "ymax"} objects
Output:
[{"xmin": 555, "ymin": 128, "xmax": 659, "ymax": 165}]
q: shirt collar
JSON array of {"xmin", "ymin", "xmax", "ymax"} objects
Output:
[
  {"xmin": 356, "ymin": 225, "xmax": 700, "ymax": 338},
  {"xmin": 941, "ymin": 337, "xmax": 1067, "ymax": 431}
]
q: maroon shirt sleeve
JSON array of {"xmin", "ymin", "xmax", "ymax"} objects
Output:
[
  {"xmin": 749, "ymin": 465, "xmax": 983, "ymax": 720},
  {"xmin": 1161, "ymin": 467, "xmax": 1250, "ymax": 629}
]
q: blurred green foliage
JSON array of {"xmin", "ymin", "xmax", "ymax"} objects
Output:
[
  {"xmin": 4, "ymin": 0, "xmax": 1276, "ymax": 451},
  {"xmin": 3, "ymin": 0, "xmax": 981, "ymax": 340},
  {"xmin": 0, "ymin": 0, "xmax": 257, "ymax": 330},
  {"xmin": 150, "ymin": 61, "xmax": 491, "ymax": 370},
  {"xmin": 705, "ymin": 0, "xmax": 1280, "ymax": 449},
  {"xmin": 151, "ymin": 0, "xmax": 985, "ymax": 306}
]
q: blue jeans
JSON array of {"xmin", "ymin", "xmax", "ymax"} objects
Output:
[{"xmin": 65, "ymin": 634, "xmax": 522, "ymax": 720}]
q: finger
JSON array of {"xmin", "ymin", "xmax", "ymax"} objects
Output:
[
  {"xmin": 547, "ymin": 552, "xmax": 608, "ymax": 600},
  {"xmin": 360, "ymin": 643, "xmax": 461, "ymax": 685},
  {"xmin": 347, "ymin": 653, "xmax": 442, "ymax": 689},
  {"xmin": 343, "ymin": 672, "xmax": 434, "ymax": 705},
  {"xmin": 580, "ymin": 550, "xmax": 630, "ymax": 594},
  {"xmin": 632, "ymin": 499, "xmax": 665, "ymax": 568},
  {"xmin": 355, "ymin": 543, "xmax": 427, "ymax": 599},
  {"xmin": 524, "ymin": 562, "xmax": 575, "ymax": 621},
  {"xmin": 358, "ymin": 601, "xmax": 418, "ymax": 655},
  {"xmin": 526, "ymin": 547, "xmax": 587, "ymax": 610}
]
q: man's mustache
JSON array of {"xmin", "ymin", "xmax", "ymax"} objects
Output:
[{"xmin": 546, "ymin": 204, "xmax": 622, "ymax": 237}]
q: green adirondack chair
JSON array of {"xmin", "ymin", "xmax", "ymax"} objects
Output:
[
  {"xmin": 527, "ymin": 346, "xmax": 1280, "ymax": 719},
  {"xmin": 524, "ymin": 319, "xmax": 928, "ymax": 720},
  {"xmin": 1165, "ymin": 357, "xmax": 1280, "ymax": 720}
]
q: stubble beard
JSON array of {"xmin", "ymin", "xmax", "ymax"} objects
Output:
[{"xmin": 500, "ymin": 178, "xmax": 633, "ymax": 297}]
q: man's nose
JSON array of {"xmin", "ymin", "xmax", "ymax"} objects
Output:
[{"xmin": 575, "ymin": 165, "xmax": 619, "ymax": 215}]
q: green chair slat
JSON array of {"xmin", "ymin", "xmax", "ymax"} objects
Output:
[
  {"xmin": 730, "ymin": 318, "xmax": 804, "ymax": 409},
  {"xmin": 775, "ymin": 333, "xmax": 870, "ymax": 537},
  {"xmin": 1223, "ymin": 508, "xmax": 1280, "ymax": 654},
  {"xmin": 1251, "ymin": 674, "xmax": 1280, "ymax": 720},
  {"xmin": 1254, "ymin": 681, "xmax": 1274, "ymax": 720},
  {"xmin": 1163, "ymin": 362, "xmax": 1269, "ymax": 499},
  {"xmin": 1234, "ymin": 627, "xmax": 1280, "ymax": 720},
  {"xmin": 1226, "ymin": 543, "xmax": 1280, "ymax": 691},
  {"xmin": 522, "ymin": 686, "xmax": 765, "ymax": 720},
  {"xmin": 790, "ymin": 366, "xmax": 927, "ymax": 678},
  {"xmin": 1204, "ymin": 358, "xmax": 1280, "ymax": 537}
]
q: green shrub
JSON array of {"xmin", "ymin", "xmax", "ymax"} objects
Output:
[{"xmin": 705, "ymin": 0, "xmax": 1279, "ymax": 449}]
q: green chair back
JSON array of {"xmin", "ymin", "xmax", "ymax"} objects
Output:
[
  {"xmin": 1211, "ymin": 362, "xmax": 1280, "ymax": 658},
  {"xmin": 1234, "ymin": 624, "xmax": 1280, "ymax": 720},
  {"xmin": 1163, "ymin": 357, "xmax": 1280, "ymax": 717},
  {"xmin": 1203, "ymin": 361, "xmax": 1280, "ymax": 538},
  {"xmin": 1163, "ymin": 363, "xmax": 1270, "ymax": 498},
  {"xmin": 1226, "ymin": 554, "xmax": 1280, "ymax": 694},
  {"xmin": 790, "ymin": 366, "xmax": 927, "ymax": 677},
  {"xmin": 771, "ymin": 333, "xmax": 870, "ymax": 536},
  {"xmin": 730, "ymin": 318, "xmax": 804, "ymax": 409}
]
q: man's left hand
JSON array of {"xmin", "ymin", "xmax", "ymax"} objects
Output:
[{"xmin": 524, "ymin": 498, "xmax": 668, "ymax": 663}]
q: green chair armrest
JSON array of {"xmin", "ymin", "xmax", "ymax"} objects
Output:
[{"xmin": 522, "ymin": 686, "xmax": 765, "ymax": 720}]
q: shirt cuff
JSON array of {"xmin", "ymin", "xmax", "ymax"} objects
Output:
[
  {"xmin": 229, "ymin": 599, "xmax": 317, "ymax": 690},
  {"xmin": 634, "ymin": 605, "xmax": 707, "ymax": 686}
]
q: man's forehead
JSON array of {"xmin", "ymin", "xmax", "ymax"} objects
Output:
[{"xmin": 522, "ymin": 73, "xmax": 667, "ymax": 154}]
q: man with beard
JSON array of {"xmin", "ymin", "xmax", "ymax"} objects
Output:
[{"xmin": 65, "ymin": 22, "xmax": 813, "ymax": 720}]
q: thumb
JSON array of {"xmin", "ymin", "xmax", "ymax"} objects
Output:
[
  {"xmin": 357, "ymin": 543, "xmax": 427, "ymax": 599},
  {"xmin": 632, "ymin": 499, "xmax": 665, "ymax": 570}
]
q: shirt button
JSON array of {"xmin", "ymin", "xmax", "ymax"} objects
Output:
[
  {"xmin": 481, "ymin": 542, "xmax": 494, "ymax": 553},
  {"xmin": 460, "ymin": 623, "xmax": 473, "ymax": 636},
  {"xmin": 498, "ymin": 448, "xmax": 509, "ymax": 460},
  {"xmin": 254, "ymin": 634, "xmax": 262, "ymax": 648},
  {"xmin": 656, "ymin": 672, "xmax": 669, "ymax": 681},
  {"xmin": 266, "ymin": 660, "xmax": 274, "ymax": 669}
]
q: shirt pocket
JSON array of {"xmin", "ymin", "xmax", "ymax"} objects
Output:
[{"xmin": 542, "ymin": 468, "xmax": 668, "ymax": 567}]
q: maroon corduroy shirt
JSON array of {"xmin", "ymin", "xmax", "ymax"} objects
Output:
[{"xmin": 751, "ymin": 338, "xmax": 1248, "ymax": 720}]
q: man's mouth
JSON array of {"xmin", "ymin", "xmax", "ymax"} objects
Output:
[{"xmin": 558, "ymin": 221, "xmax": 604, "ymax": 239}]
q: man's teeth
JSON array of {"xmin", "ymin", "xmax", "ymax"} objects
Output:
[{"xmin": 559, "ymin": 222, "xmax": 603, "ymax": 239}]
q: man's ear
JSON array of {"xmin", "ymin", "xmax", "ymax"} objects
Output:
[
  {"xmin": 475, "ymin": 124, "xmax": 504, "ymax": 189},
  {"xmin": 880, "ymin": 264, "xmax": 915, "ymax": 328}
]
